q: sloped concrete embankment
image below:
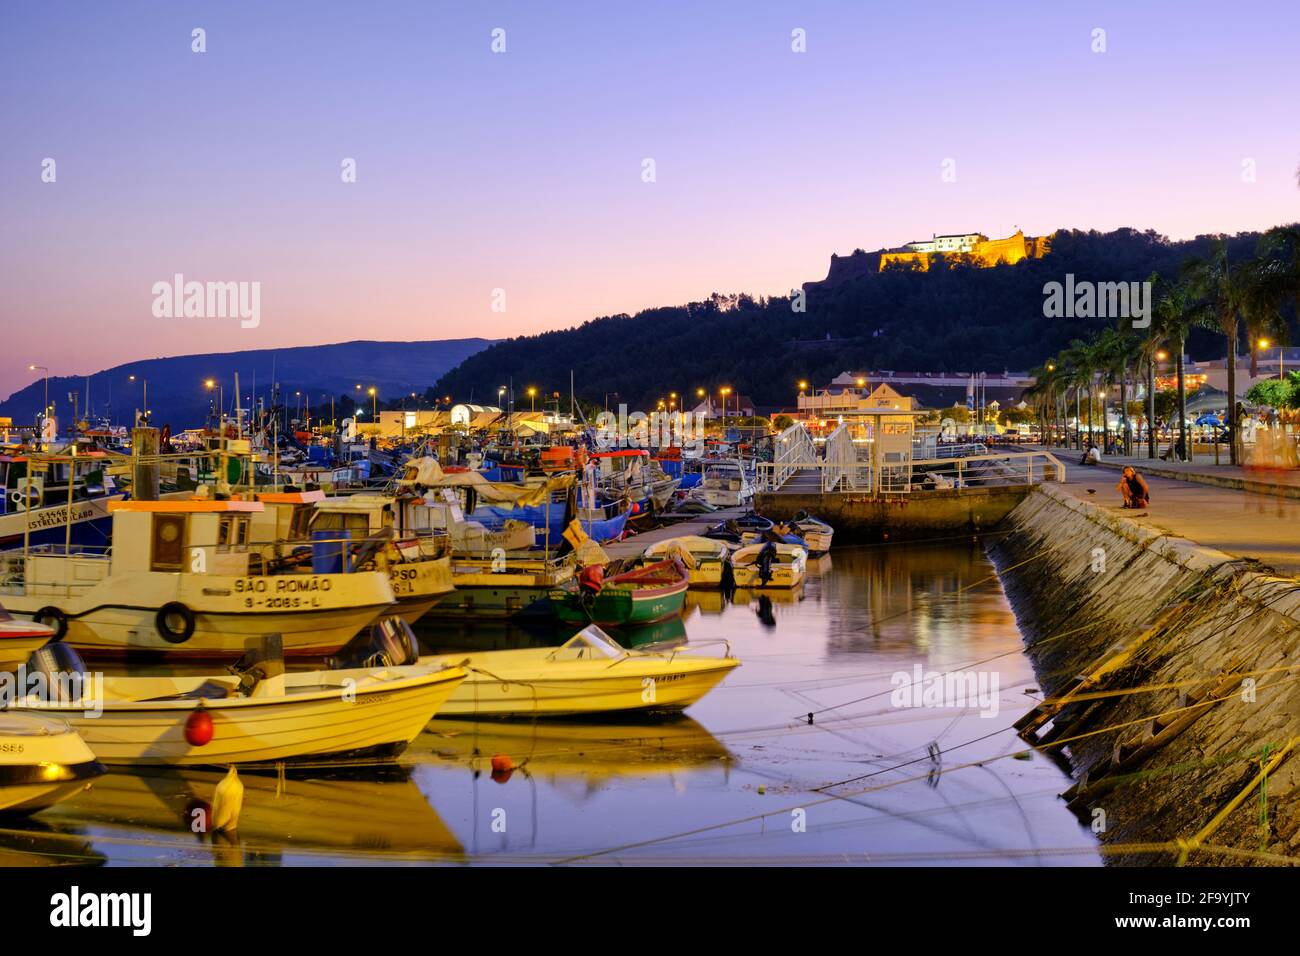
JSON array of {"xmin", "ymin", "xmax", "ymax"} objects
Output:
[{"xmin": 989, "ymin": 484, "xmax": 1300, "ymax": 865}]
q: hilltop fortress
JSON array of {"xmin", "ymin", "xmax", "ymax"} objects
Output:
[{"xmin": 878, "ymin": 230, "xmax": 1051, "ymax": 271}]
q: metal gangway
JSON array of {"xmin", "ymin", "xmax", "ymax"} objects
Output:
[{"xmin": 756, "ymin": 422, "xmax": 1064, "ymax": 495}]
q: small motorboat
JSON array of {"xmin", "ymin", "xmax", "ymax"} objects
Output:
[
  {"xmin": 638, "ymin": 536, "xmax": 731, "ymax": 588},
  {"xmin": 0, "ymin": 609, "xmax": 56, "ymax": 672},
  {"xmin": 702, "ymin": 511, "xmax": 775, "ymax": 545},
  {"xmin": 730, "ymin": 541, "xmax": 807, "ymax": 589},
  {"xmin": 0, "ymin": 714, "xmax": 104, "ymax": 815},
  {"xmin": 784, "ymin": 512, "xmax": 834, "ymax": 555},
  {"xmin": 424, "ymin": 625, "xmax": 739, "ymax": 717},
  {"xmin": 549, "ymin": 559, "xmax": 689, "ymax": 627},
  {"xmin": 10, "ymin": 644, "xmax": 467, "ymax": 766}
]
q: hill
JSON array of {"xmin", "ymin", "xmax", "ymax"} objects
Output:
[
  {"xmin": 433, "ymin": 228, "xmax": 1269, "ymax": 412},
  {"xmin": 0, "ymin": 339, "xmax": 493, "ymax": 431}
]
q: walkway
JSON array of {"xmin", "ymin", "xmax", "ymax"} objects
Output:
[{"xmin": 1052, "ymin": 469, "xmax": 1300, "ymax": 575}]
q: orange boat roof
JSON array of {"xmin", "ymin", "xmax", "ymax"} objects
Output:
[
  {"xmin": 258, "ymin": 490, "xmax": 327, "ymax": 504},
  {"xmin": 109, "ymin": 499, "xmax": 264, "ymax": 514}
]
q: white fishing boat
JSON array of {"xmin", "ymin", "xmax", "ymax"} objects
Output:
[
  {"xmin": 0, "ymin": 498, "xmax": 396, "ymax": 660},
  {"xmin": 638, "ymin": 536, "xmax": 731, "ymax": 588},
  {"xmin": 730, "ymin": 541, "xmax": 807, "ymax": 589},
  {"xmin": 11, "ymin": 655, "xmax": 468, "ymax": 766},
  {"xmin": 701, "ymin": 459, "xmax": 754, "ymax": 508},
  {"xmin": 257, "ymin": 491, "xmax": 455, "ymax": 625},
  {"xmin": 0, "ymin": 714, "xmax": 104, "ymax": 814},
  {"xmin": 423, "ymin": 625, "xmax": 739, "ymax": 717}
]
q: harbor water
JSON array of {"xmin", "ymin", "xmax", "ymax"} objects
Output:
[{"xmin": 0, "ymin": 540, "xmax": 1100, "ymax": 866}]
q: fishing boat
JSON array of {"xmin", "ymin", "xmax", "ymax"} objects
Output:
[
  {"xmin": 549, "ymin": 559, "xmax": 689, "ymax": 627},
  {"xmin": 11, "ymin": 650, "xmax": 468, "ymax": 766},
  {"xmin": 700, "ymin": 459, "xmax": 753, "ymax": 508},
  {"xmin": 638, "ymin": 536, "xmax": 731, "ymax": 588},
  {"xmin": 0, "ymin": 498, "xmax": 396, "ymax": 660},
  {"xmin": 730, "ymin": 541, "xmax": 807, "ymax": 589},
  {"xmin": 784, "ymin": 511, "xmax": 834, "ymax": 555},
  {"xmin": 424, "ymin": 625, "xmax": 738, "ymax": 716},
  {"xmin": 429, "ymin": 555, "xmax": 575, "ymax": 619},
  {"xmin": 0, "ymin": 451, "xmax": 124, "ymax": 550},
  {"xmin": 0, "ymin": 714, "xmax": 104, "ymax": 815},
  {"xmin": 268, "ymin": 491, "xmax": 455, "ymax": 625},
  {"xmin": 703, "ymin": 511, "xmax": 775, "ymax": 545}
]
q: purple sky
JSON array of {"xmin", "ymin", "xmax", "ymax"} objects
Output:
[{"xmin": 2, "ymin": 0, "xmax": 1297, "ymax": 397}]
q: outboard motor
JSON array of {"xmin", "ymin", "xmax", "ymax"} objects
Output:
[
  {"xmin": 329, "ymin": 617, "xmax": 420, "ymax": 669},
  {"xmin": 25, "ymin": 643, "xmax": 90, "ymax": 704},
  {"xmin": 756, "ymin": 541, "xmax": 778, "ymax": 586}
]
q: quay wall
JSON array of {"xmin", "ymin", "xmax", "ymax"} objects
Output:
[
  {"xmin": 989, "ymin": 484, "xmax": 1300, "ymax": 865},
  {"xmin": 754, "ymin": 486, "xmax": 1027, "ymax": 543}
]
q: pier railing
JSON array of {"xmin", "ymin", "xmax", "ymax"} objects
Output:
[
  {"xmin": 756, "ymin": 449, "xmax": 1065, "ymax": 495},
  {"xmin": 768, "ymin": 422, "xmax": 820, "ymax": 488}
]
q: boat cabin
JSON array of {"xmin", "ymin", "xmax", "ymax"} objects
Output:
[{"xmin": 107, "ymin": 499, "xmax": 265, "ymax": 575}]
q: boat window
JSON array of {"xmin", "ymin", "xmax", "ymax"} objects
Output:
[
  {"xmin": 551, "ymin": 626, "xmax": 626, "ymax": 660},
  {"xmin": 218, "ymin": 514, "xmax": 251, "ymax": 548}
]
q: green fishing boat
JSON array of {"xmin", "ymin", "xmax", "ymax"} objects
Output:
[{"xmin": 549, "ymin": 559, "xmax": 689, "ymax": 627}]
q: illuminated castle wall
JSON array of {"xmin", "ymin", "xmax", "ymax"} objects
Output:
[{"xmin": 879, "ymin": 230, "xmax": 1051, "ymax": 271}]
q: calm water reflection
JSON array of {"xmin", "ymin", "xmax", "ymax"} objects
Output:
[{"xmin": 0, "ymin": 540, "xmax": 1099, "ymax": 866}]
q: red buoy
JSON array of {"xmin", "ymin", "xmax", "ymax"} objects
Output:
[
  {"xmin": 185, "ymin": 708, "xmax": 215, "ymax": 747},
  {"xmin": 491, "ymin": 753, "xmax": 514, "ymax": 773}
]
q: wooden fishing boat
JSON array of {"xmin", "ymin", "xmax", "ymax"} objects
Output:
[
  {"xmin": 424, "ymin": 625, "xmax": 738, "ymax": 716},
  {"xmin": 427, "ymin": 556, "xmax": 575, "ymax": 619},
  {"xmin": 0, "ymin": 714, "xmax": 104, "ymax": 814},
  {"xmin": 638, "ymin": 536, "xmax": 730, "ymax": 588},
  {"xmin": 785, "ymin": 512, "xmax": 834, "ymax": 555},
  {"xmin": 730, "ymin": 542, "xmax": 807, "ymax": 589},
  {"xmin": 11, "ymin": 662, "xmax": 467, "ymax": 766},
  {"xmin": 0, "ymin": 499, "xmax": 396, "ymax": 660},
  {"xmin": 549, "ymin": 559, "xmax": 688, "ymax": 626}
]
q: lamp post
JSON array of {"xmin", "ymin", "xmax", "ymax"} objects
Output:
[
  {"xmin": 128, "ymin": 374, "xmax": 147, "ymax": 425},
  {"xmin": 720, "ymin": 387, "xmax": 732, "ymax": 429},
  {"xmin": 204, "ymin": 378, "xmax": 223, "ymax": 429},
  {"xmin": 28, "ymin": 364, "xmax": 49, "ymax": 437},
  {"xmin": 528, "ymin": 386, "xmax": 537, "ymax": 413}
]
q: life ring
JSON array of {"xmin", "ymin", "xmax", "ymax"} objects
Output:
[
  {"xmin": 32, "ymin": 606, "xmax": 68, "ymax": 640},
  {"xmin": 9, "ymin": 487, "xmax": 41, "ymax": 511},
  {"xmin": 156, "ymin": 602, "xmax": 196, "ymax": 644}
]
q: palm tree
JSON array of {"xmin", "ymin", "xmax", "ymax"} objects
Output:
[
  {"xmin": 1151, "ymin": 276, "xmax": 1198, "ymax": 461},
  {"xmin": 1183, "ymin": 239, "xmax": 1248, "ymax": 465},
  {"xmin": 1241, "ymin": 226, "xmax": 1300, "ymax": 376}
]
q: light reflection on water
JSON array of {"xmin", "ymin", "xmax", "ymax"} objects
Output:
[{"xmin": 1, "ymin": 540, "xmax": 1099, "ymax": 866}]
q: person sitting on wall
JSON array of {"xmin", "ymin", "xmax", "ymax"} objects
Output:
[
  {"xmin": 1080, "ymin": 443, "xmax": 1101, "ymax": 466},
  {"xmin": 1117, "ymin": 466, "xmax": 1150, "ymax": 509}
]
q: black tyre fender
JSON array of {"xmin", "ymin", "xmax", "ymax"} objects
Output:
[
  {"xmin": 156, "ymin": 602, "xmax": 196, "ymax": 644},
  {"xmin": 32, "ymin": 606, "xmax": 68, "ymax": 641}
]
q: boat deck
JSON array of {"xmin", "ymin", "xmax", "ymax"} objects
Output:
[{"xmin": 601, "ymin": 507, "xmax": 745, "ymax": 561}]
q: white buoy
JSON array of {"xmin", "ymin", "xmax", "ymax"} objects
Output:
[{"xmin": 211, "ymin": 766, "xmax": 244, "ymax": 832}]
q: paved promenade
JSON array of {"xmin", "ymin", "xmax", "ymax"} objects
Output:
[{"xmin": 1049, "ymin": 460, "xmax": 1300, "ymax": 575}]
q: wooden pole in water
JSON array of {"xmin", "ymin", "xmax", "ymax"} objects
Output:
[{"xmin": 132, "ymin": 427, "xmax": 160, "ymax": 501}]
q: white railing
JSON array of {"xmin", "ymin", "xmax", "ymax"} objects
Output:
[
  {"xmin": 931, "ymin": 442, "xmax": 989, "ymax": 459},
  {"xmin": 822, "ymin": 424, "xmax": 869, "ymax": 492},
  {"xmin": 767, "ymin": 422, "xmax": 819, "ymax": 489},
  {"xmin": 756, "ymin": 450, "xmax": 1065, "ymax": 496}
]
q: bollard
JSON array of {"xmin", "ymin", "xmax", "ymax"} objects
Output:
[{"xmin": 131, "ymin": 427, "xmax": 160, "ymax": 500}]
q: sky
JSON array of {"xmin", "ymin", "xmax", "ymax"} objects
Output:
[{"xmin": 2, "ymin": 0, "xmax": 1298, "ymax": 397}]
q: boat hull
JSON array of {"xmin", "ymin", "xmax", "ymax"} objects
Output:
[
  {"xmin": 0, "ymin": 715, "xmax": 104, "ymax": 814},
  {"xmin": 429, "ymin": 654, "xmax": 739, "ymax": 717},
  {"xmin": 549, "ymin": 580, "xmax": 688, "ymax": 627},
  {"xmin": 0, "ymin": 568, "xmax": 396, "ymax": 660},
  {"xmin": 18, "ymin": 667, "xmax": 467, "ymax": 766}
]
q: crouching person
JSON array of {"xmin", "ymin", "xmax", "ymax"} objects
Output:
[{"xmin": 1117, "ymin": 466, "xmax": 1150, "ymax": 509}]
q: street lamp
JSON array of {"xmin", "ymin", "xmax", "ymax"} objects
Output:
[
  {"xmin": 204, "ymin": 378, "xmax": 223, "ymax": 427},
  {"xmin": 28, "ymin": 364, "xmax": 49, "ymax": 436},
  {"xmin": 527, "ymin": 386, "xmax": 537, "ymax": 413},
  {"xmin": 1258, "ymin": 338, "xmax": 1283, "ymax": 379},
  {"xmin": 128, "ymin": 373, "xmax": 147, "ymax": 425},
  {"xmin": 720, "ymin": 386, "xmax": 732, "ymax": 427}
]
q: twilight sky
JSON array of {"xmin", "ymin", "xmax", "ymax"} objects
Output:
[{"xmin": 2, "ymin": 0, "xmax": 1297, "ymax": 397}]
